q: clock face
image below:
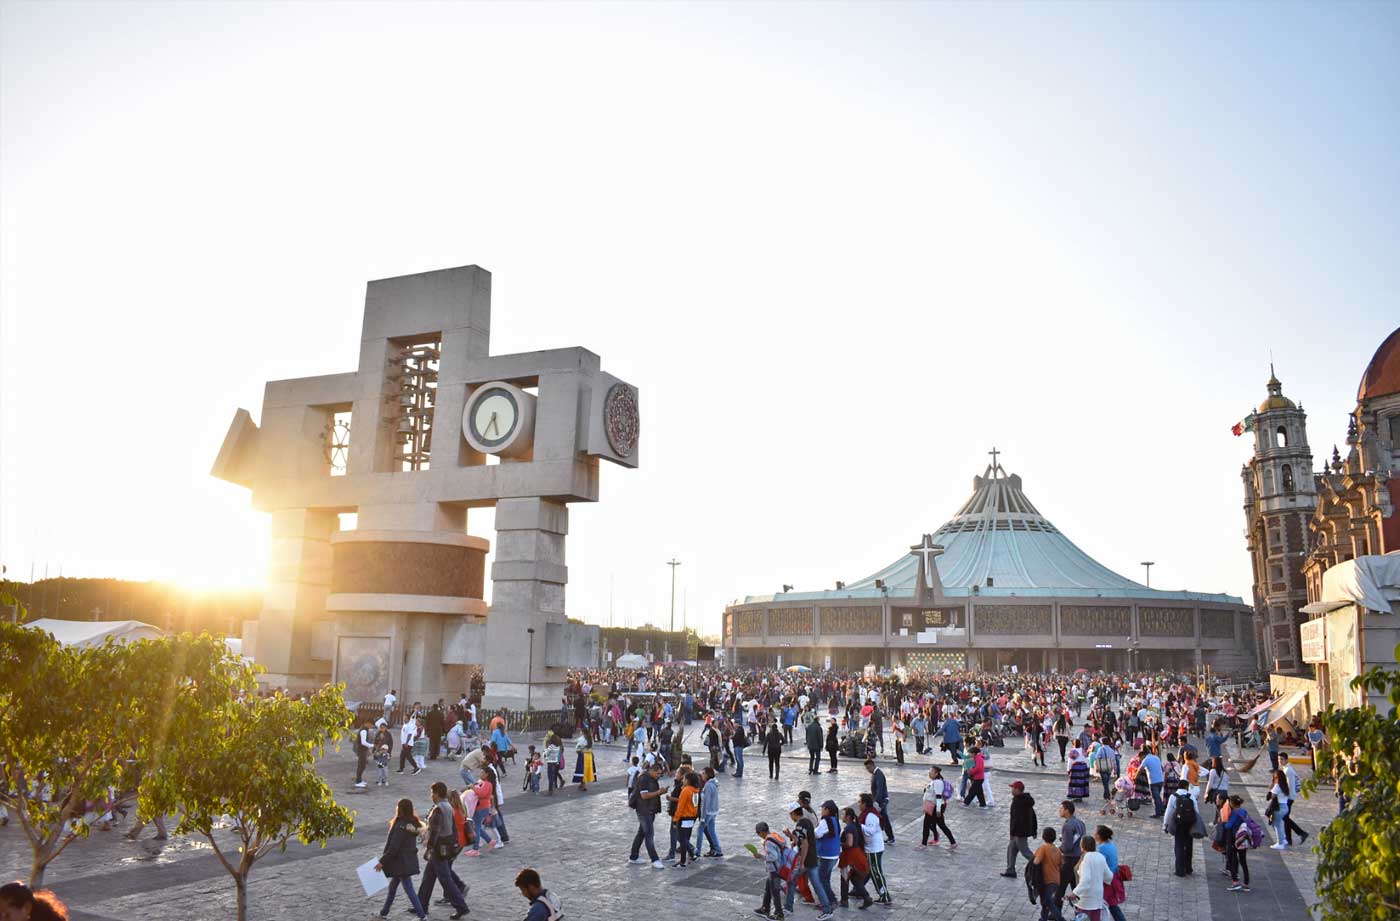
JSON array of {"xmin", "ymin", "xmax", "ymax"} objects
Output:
[
  {"xmin": 472, "ymin": 390, "xmax": 517, "ymax": 446},
  {"xmin": 603, "ymin": 383, "xmax": 640, "ymax": 457}
]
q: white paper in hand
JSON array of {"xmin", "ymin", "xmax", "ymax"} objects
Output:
[{"xmin": 357, "ymin": 858, "xmax": 389, "ymax": 898}]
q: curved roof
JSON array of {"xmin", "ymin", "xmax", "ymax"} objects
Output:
[
  {"xmin": 1358, "ymin": 326, "xmax": 1400, "ymax": 402},
  {"xmin": 746, "ymin": 462, "xmax": 1243, "ymax": 606}
]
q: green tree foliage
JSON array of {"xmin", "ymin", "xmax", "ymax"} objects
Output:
[
  {"xmin": 1306, "ymin": 644, "xmax": 1400, "ymax": 920},
  {"xmin": 0, "ymin": 623, "xmax": 245, "ymax": 886},
  {"xmin": 141, "ymin": 685, "xmax": 355, "ymax": 921}
]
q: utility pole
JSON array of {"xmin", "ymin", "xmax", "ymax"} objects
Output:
[
  {"xmin": 1141, "ymin": 562, "xmax": 1154, "ymax": 587},
  {"xmin": 667, "ymin": 559, "xmax": 681, "ymax": 634}
]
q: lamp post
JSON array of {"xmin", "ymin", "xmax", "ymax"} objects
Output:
[
  {"xmin": 525, "ymin": 627, "xmax": 536, "ymax": 711},
  {"xmin": 1141, "ymin": 562, "xmax": 1154, "ymax": 587},
  {"xmin": 667, "ymin": 559, "xmax": 681, "ymax": 634}
]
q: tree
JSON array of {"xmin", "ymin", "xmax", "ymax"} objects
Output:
[
  {"xmin": 141, "ymin": 685, "xmax": 355, "ymax": 921},
  {"xmin": 1305, "ymin": 645, "xmax": 1400, "ymax": 920},
  {"xmin": 0, "ymin": 623, "xmax": 244, "ymax": 886}
]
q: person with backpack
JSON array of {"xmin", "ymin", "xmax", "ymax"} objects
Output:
[
  {"xmin": 753, "ymin": 821, "xmax": 791, "ymax": 920},
  {"xmin": 515, "ymin": 867, "xmax": 563, "ymax": 921},
  {"xmin": 916, "ymin": 764, "xmax": 956, "ymax": 849},
  {"xmin": 1161, "ymin": 779, "xmax": 1198, "ymax": 877},
  {"xmin": 1221, "ymin": 794, "xmax": 1257, "ymax": 892},
  {"xmin": 627, "ymin": 760, "xmax": 665, "ymax": 868},
  {"xmin": 418, "ymin": 782, "xmax": 470, "ymax": 919},
  {"xmin": 784, "ymin": 802, "xmax": 833, "ymax": 920},
  {"xmin": 1093, "ymin": 738, "xmax": 1117, "ymax": 800},
  {"xmin": 373, "ymin": 798, "xmax": 427, "ymax": 920}
]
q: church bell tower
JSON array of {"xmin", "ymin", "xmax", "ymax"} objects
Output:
[{"xmin": 1241, "ymin": 368, "xmax": 1317, "ymax": 674}]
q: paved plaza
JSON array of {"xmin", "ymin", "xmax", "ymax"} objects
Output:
[{"xmin": 0, "ymin": 730, "xmax": 1325, "ymax": 921}]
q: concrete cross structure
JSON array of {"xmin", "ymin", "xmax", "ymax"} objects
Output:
[
  {"xmin": 907, "ymin": 534, "xmax": 946, "ymax": 595},
  {"xmin": 211, "ymin": 265, "xmax": 640, "ymax": 710}
]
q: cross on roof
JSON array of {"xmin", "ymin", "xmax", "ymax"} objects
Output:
[{"xmin": 909, "ymin": 533, "xmax": 946, "ymax": 590}]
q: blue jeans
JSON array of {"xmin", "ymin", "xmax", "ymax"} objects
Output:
[
  {"xmin": 787, "ymin": 864, "xmax": 831, "ymax": 912},
  {"xmin": 472, "ymin": 810, "xmax": 495, "ymax": 849},
  {"xmin": 1150, "ymin": 782, "xmax": 1164, "ymax": 815},
  {"xmin": 701, "ymin": 815, "xmax": 722, "ymax": 855},
  {"xmin": 818, "ymin": 856, "xmax": 838, "ymax": 906},
  {"xmin": 459, "ymin": 766, "xmax": 476, "ymax": 787},
  {"xmin": 493, "ymin": 807, "xmax": 509, "ymax": 842},
  {"xmin": 1273, "ymin": 801, "xmax": 1289, "ymax": 844},
  {"xmin": 380, "ymin": 876, "xmax": 425, "ymax": 919},
  {"xmin": 418, "ymin": 856, "xmax": 467, "ymax": 912},
  {"xmin": 631, "ymin": 809, "xmax": 659, "ymax": 861},
  {"xmin": 734, "ymin": 747, "xmax": 746, "ymax": 776}
]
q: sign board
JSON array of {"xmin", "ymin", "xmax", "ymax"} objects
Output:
[
  {"xmin": 921, "ymin": 609, "xmax": 950, "ymax": 627},
  {"xmin": 1300, "ymin": 619, "xmax": 1327, "ymax": 664},
  {"xmin": 823, "ymin": 654, "xmax": 832, "ymax": 671}
]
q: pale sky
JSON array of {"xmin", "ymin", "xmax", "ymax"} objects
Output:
[{"xmin": 2, "ymin": 1, "xmax": 1397, "ymax": 639}]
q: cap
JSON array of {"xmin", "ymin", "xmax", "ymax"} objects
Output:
[
  {"xmin": 788, "ymin": 801, "xmax": 804, "ymax": 813},
  {"xmin": 798, "ymin": 790, "xmax": 811, "ymax": 801},
  {"xmin": 1009, "ymin": 781, "xmax": 1025, "ymax": 791}
]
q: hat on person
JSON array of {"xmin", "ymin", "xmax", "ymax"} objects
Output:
[
  {"xmin": 1009, "ymin": 780, "xmax": 1025, "ymax": 791},
  {"xmin": 798, "ymin": 790, "xmax": 811, "ymax": 802},
  {"xmin": 788, "ymin": 801, "xmax": 804, "ymax": 814}
]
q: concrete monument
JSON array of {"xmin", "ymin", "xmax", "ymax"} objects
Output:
[{"xmin": 212, "ymin": 265, "xmax": 639, "ymax": 710}]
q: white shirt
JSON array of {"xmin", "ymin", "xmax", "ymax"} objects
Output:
[
  {"xmin": 384, "ymin": 692, "xmax": 397, "ymax": 708},
  {"xmin": 401, "ymin": 722, "xmax": 417, "ymax": 746},
  {"xmin": 860, "ymin": 811, "xmax": 884, "ymax": 853},
  {"xmin": 1072, "ymin": 850, "xmax": 1111, "ymax": 909}
]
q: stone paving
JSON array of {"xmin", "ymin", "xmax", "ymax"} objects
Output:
[{"xmin": 0, "ymin": 729, "xmax": 1327, "ymax": 920}]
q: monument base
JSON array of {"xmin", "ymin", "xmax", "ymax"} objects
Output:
[{"xmin": 482, "ymin": 681, "xmax": 565, "ymax": 716}]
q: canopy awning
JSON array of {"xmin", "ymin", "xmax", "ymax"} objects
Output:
[
  {"xmin": 1300, "ymin": 600, "xmax": 1349, "ymax": 615},
  {"xmin": 1263, "ymin": 689, "xmax": 1310, "ymax": 726},
  {"xmin": 1246, "ymin": 695, "xmax": 1281, "ymax": 719},
  {"xmin": 23, "ymin": 618, "xmax": 165, "ymax": 649}
]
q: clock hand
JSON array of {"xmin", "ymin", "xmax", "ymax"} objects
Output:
[{"xmin": 485, "ymin": 412, "xmax": 499, "ymax": 438}]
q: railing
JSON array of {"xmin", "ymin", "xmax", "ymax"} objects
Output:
[{"xmin": 347, "ymin": 701, "xmax": 575, "ymax": 737}]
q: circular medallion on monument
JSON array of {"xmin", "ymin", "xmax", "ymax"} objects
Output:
[
  {"xmin": 461, "ymin": 380, "xmax": 537, "ymax": 459},
  {"xmin": 603, "ymin": 382, "xmax": 639, "ymax": 457}
]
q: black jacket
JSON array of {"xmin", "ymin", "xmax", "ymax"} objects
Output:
[
  {"xmin": 379, "ymin": 820, "xmax": 421, "ymax": 879},
  {"xmin": 806, "ymin": 720, "xmax": 824, "ymax": 752},
  {"xmin": 1009, "ymin": 792, "xmax": 1038, "ymax": 838},
  {"xmin": 825, "ymin": 723, "xmax": 839, "ymax": 752},
  {"xmin": 765, "ymin": 727, "xmax": 784, "ymax": 754}
]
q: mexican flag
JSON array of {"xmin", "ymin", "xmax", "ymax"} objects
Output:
[{"xmin": 1231, "ymin": 413, "xmax": 1256, "ymax": 437}]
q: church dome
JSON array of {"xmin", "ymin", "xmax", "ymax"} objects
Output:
[{"xmin": 1357, "ymin": 325, "xmax": 1400, "ymax": 402}]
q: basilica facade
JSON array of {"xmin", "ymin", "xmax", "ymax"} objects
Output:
[
  {"xmin": 1240, "ymin": 326, "xmax": 1400, "ymax": 674},
  {"xmin": 724, "ymin": 458, "xmax": 1255, "ymax": 674}
]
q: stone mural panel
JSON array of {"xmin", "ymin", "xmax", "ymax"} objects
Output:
[
  {"xmin": 974, "ymin": 605, "xmax": 1052, "ymax": 635},
  {"xmin": 1060, "ymin": 605, "xmax": 1130, "ymax": 636}
]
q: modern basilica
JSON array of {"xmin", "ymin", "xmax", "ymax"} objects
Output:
[{"xmin": 724, "ymin": 455, "xmax": 1255, "ymax": 674}]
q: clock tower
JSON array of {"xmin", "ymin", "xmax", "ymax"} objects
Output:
[{"xmin": 1241, "ymin": 368, "xmax": 1317, "ymax": 674}]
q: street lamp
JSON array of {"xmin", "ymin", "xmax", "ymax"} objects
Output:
[
  {"xmin": 667, "ymin": 559, "xmax": 682, "ymax": 634},
  {"xmin": 525, "ymin": 627, "xmax": 536, "ymax": 711},
  {"xmin": 1141, "ymin": 562, "xmax": 1154, "ymax": 587}
]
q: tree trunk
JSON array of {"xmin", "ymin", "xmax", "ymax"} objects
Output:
[
  {"xmin": 29, "ymin": 853, "xmax": 46, "ymax": 888},
  {"xmin": 235, "ymin": 874, "xmax": 247, "ymax": 921}
]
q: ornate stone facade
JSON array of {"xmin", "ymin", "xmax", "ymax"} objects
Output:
[
  {"xmin": 768, "ymin": 607, "xmax": 814, "ymax": 635},
  {"xmin": 734, "ymin": 610, "xmax": 764, "ymax": 636},
  {"xmin": 1201, "ymin": 609, "xmax": 1235, "ymax": 638},
  {"xmin": 820, "ymin": 607, "xmax": 882, "ymax": 635},
  {"xmin": 1060, "ymin": 605, "xmax": 1130, "ymax": 636},
  {"xmin": 1138, "ymin": 607, "xmax": 1194, "ymax": 638},
  {"xmin": 974, "ymin": 605, "xmax": 1052, "ymax": 635}
]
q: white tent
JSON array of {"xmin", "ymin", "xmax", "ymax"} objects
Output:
[
  {"xmin": 23, "ymin": 618, "xmax": 165, "ymax": 649},
  {"xmin": 616, "ymin": 653, "xmax": 649, "ymax": 669}
]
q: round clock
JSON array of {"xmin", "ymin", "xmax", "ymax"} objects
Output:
[
  {"xmin": 461, "ymin": 381, "xmax": 536, "ymax": 458},
  {"xmin": 603, "ymin": 382, "xmax": 640, "ymax": 457}
]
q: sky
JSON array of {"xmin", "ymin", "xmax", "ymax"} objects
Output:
[{"xmin": 1, "ymin": 1, "xmax": 1397, "ymax": 639}]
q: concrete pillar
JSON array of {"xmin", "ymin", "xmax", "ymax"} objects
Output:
[
  {"xmin": 483, "ymin": 497, "xmax": 568, "ymax": 711},
  {"xmin": 257, "ymin": 508, "xmax": 336, "ymax": 690}
]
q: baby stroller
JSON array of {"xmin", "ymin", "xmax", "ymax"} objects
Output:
[{"xmin": 1101, "ymin": 775, "xmax": 1136, "ymax": 819}]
